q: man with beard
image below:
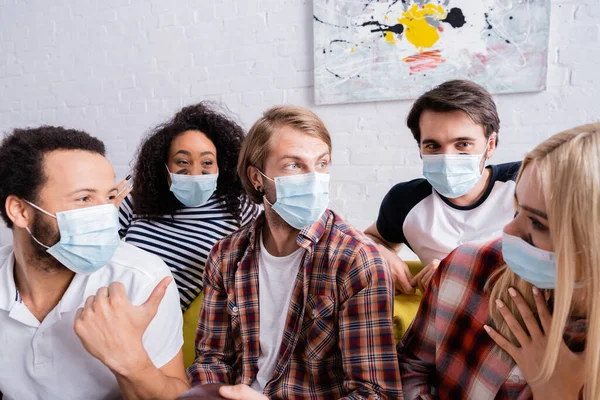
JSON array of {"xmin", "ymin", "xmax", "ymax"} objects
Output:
[
  {"xmin": 187, "ymin": 106, "xmax": 402, "ymax": 399},
  {"xmin": 0, "ymin": 126, "xmax": 189, "ymax": 399}
]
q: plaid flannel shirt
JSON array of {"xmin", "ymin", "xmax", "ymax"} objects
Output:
[
  {"xmin": 398, "ymin": 239, "xmax": 586, "ymax": 400},
  {"xmin": 188, "ymin": 210, "xmax": 402, "ymax": 399}
]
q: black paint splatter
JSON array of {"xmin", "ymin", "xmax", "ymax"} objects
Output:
[
  {"xmin": 484, "ymin": 13, "xmax": 493, "ymax": 30},
  {"xmin": 442, "ymin": 8, "xmax": 466, "ymax": 28},
  {"xmin": 313, "ymin": 15, "xmax": 349, "ymax": 29},
  {"xmin": 361, "ymin": 20, "xmax": 404, "ymax": 36}
]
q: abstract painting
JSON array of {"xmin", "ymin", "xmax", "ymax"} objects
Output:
[{"xmin": 313, "ymin": 0, "xmax": 551, "ymax": 105}]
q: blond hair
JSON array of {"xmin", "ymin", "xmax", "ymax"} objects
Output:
[
  {"xmin": 486, "ymin": 123, "xmax": 600, "ymax": 398},
  {"xmin": 237, "ymin": 105, "xmax": 332, "ymax": 203}
]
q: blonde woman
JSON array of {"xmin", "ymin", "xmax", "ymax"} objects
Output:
[{"xmin": 398, "ymin": 123, "xmax": 598, "ymax": 399}]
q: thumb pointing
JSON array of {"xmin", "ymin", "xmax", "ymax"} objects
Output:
[{"xmin": 141, "ymin": 276, "xmax": 172, "ymax": 317}]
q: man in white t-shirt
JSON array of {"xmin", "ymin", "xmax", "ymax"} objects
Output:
[
  {"xmin": 365, "ymin": 80, "xmax": 520, "ymax": 294},
  {"xmin": 0, "ymin": 126, "xmax": 189, "ymax": 399},
  {"xmin": 187, "ymin": 106, "xmax": 401, "ymax": 399}
]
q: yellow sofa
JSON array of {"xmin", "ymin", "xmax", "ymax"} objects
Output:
[{"xmin": 182, "ymin": 261, "xmax": 424, "ymax": 369}]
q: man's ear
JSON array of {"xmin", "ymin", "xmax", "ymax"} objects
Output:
[
  {"xmin": 247, "ymin": 166, "xmax": 264, "ymax": 193},
  {"xmin": 486, "ymin": 132, "xmax": 497, "ymax": 159},
  {"xmin": 6, "ymin": 195, "xmax": 33, "ymax": 229}
]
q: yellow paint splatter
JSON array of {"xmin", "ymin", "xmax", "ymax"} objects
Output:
[
  {"xmin": 398, "ymin": 3, "xmax": 447, "ymax": 51},
  {"xmin": 351, "ymin": 46, "xmax": 355, "ymax": 53},
  {"xmin": 384, "ymin": 31, "xmax": 396, "ymax": 45}
]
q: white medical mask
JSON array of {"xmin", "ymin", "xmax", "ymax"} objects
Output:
[
  {"xmin": 422, "ymin": 141, "xmax": 489, "ymax": 198},
  {"xmin": 166, "ymin": 165, "xmax": 218, "ymax": 207},
  {"xmin": 502, "ymin": 232, "xmax": 588, "ymax": 290},
  {"xmin": 258, "ymin": 170, "xmax": 330, "ymax": 230},
  {"xmin": 24, "ymin": 201, "xmax": 120, "ymax": 275},
  {"xmin": 502, "ymin": 232, "xmax": 556, "ymax": 289}
]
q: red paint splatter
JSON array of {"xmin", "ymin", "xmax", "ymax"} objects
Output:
[
  {"xmin": 438, "ymin": 26, "xmax": 444, "ymax": 32},
  {"xmin": 403, "ymin": 50, "xmax": 446, "ymax": 75}
]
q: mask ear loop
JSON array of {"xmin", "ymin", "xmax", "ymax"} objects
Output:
[
  {"xmin": 25, "ymin": 227, "xmax": 51, "ymax": 249},
  {"xmin": 22, "ymin": 200, "xmax": 56, "ymax": 249},
  {"xmin": 256, "ymin": 170, "xmax": 276, "ymax": 206},
  {"xmin": 23, "ymin": 200, "xmax": 57, "ymax": 219}
]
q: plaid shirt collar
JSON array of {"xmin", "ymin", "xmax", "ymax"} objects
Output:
[{"xmin": 245, "ymin": 210, "xmax": 330, "ymax": 253}]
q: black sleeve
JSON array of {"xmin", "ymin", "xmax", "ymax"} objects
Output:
[
  {"xmin": 375, "ymin": 179, "xmax": 432, "ymax": 245},
  {"xmin": 492, "ymin": 161, "xmax": 522, "ymax": 182}
]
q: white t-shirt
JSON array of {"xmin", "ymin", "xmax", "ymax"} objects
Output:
[
  {"xmin": 250, "ymin": 235, "xmax": 303, "ymax": 392},
  {"xmin": 0, "ymin": 242, "xmax": 183, "ymax": 400},
  {"xmin": 377, "ymin": 162, "xmax": 520, "ymax": 265}
]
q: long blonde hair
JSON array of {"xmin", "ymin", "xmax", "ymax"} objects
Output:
[{"xmin": 486, "ymin": 123, "xmax": 600, "ymax": 399}]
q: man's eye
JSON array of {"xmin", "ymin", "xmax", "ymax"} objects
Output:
[{"xmin": 77, "ymin": 196, "xmax": 90, "ymax": 202}]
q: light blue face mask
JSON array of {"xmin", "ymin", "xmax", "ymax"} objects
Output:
[
  {"xmin": 422, "ymin": 142, "xmax": 488, "ymax": 199},
  {"xmin": 502, "ymin": 232, "xmax": 557, "ymax": 289},
  {"xmin": 259, "ymin": 171, "xmax": 330, "ymax": 230},
  {"xmin": 24, "ymin": 202, "xmax": 120, "ymax": 275},
  {"xmin": 167, "ymin": 165, "xmax": 218, "ymax": 207}
]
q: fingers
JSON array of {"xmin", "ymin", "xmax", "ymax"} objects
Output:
[
  {"xmin": 141, "ymin": 276, "xmax": 173, "ymax": 316},
  {"xmin": 84, "ymin": 294, "xmax": 96, "ymax": 312},
  {"xmin": 421, "ymin": 267, "xmax": 436, "ymax": 292},
  {"xmin": 532, "ymin": 286, "xmax": 552, "ymax": 333},
  {"xmin": 389, "ymin": 257, "xmax": 415, "ymax": 295},
  {"xmin": 411, "ymin": 264, "xmax": 430, "ymax": 286},
  {"xmin": 395, "ymin": 266, "xmax": 416, "ymax": 295},
  {"xmin": 484, "ymin": 324, "xmax": 518, "ymax": 360},
  {"xmin": 495, "ymin": 298, "xmax": 530, "ymax": 346},
  {"xmin": 219, "ymin": 384, "xmax": 268, "ymax": 400},
  {"xmin": 507, "ymin": 287, "xmax": 543, "ymax": 339},
  {"xmin": 112, "ymin": 175, "xmax": 133, "ymax": 207},
  {"xmin": 108, "ymin": 281, "xmax": 127, "ymax": 306}
]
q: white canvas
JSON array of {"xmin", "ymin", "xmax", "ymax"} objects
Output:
[{"xmin": 313, "ymin": 0, "xmax": 551, "ymax": 105}]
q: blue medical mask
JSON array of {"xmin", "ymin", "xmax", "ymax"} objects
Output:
[
  {"xmin": 167, "ymin": 165, "xmax": 218, "ymax": 207},
  {"xmin": 24, "ymin": 202, "xmax": 120, "ymax": 275},
  {"xmin": 259, "ymin": 171, "xmax": 330, "ymax": 230},
  {"xmin": 502, "ymin": 232, "xmax": 556, "ymax": 289},
  {"xmin": 422, "ymin": 142, "xmax": 489, "ymax": 199}
]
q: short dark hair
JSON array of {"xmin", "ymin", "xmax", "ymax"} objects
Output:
[
  {"xmin": 131, "ymin": 102, "xmax": 247, "ymax": 223},
  {"xmin": 0, "ymin": 126, "xmax": 106, "ymax": 228},
  {"xmin": 406, "ymin": 79, "xmax": 500, "ymax": 145}
]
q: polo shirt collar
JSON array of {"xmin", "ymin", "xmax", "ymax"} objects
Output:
[{"xmin": 0, "ymin": 247, "xmax": 90, "ymax": 314}]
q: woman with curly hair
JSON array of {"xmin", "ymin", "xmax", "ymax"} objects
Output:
[{"xmin": 119, "ymin": 102, "xmax": 259, "ymax": 310}]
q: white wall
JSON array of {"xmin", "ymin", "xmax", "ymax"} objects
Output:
[{"xmin": 0, "ymin": 0, "xmax": 599, "ymax": 247}]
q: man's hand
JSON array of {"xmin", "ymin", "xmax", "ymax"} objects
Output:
[
  {"xmin": 73, "ymin": 276, "xmax": 172, "ymax": 376},
  {"xmin": 219, "ymin": 384, "xmax": 268, "ymax": 400},
  {"xmin": 411, "ymin": 259, "xmax": 440, "ymax": 294},
  {"xmin": 377, "ymin": 244, "xmax": 415, "ymax": 295},
  {"xmin": 364, "ymin": 223, "xmax": 415, "ymax": 294}
]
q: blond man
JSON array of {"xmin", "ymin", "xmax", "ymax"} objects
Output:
[{"xmin": 187, "ymin": 106, "xmax": 402, "ymax": 399}]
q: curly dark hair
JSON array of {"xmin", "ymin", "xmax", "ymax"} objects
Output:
[
  {"xmin": 131, "ymin": 102, "xmax": 246, "ymax": 223},
  {"xmin": 0, "ymin": 126, "xmax": 106, "ymax": 228}
]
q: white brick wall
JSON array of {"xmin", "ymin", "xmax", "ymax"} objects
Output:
[{"xmin": 1, "ymin": 0, "xmax": 599, "ymax": 248}]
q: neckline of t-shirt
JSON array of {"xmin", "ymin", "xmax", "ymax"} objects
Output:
[
  {"xmin": 259, "ymin": 233, "xmax": 304, "ymax": 261},
  {"xmin": 436, "ymin": 165, "xmax": 498, "ymax": 211}
]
